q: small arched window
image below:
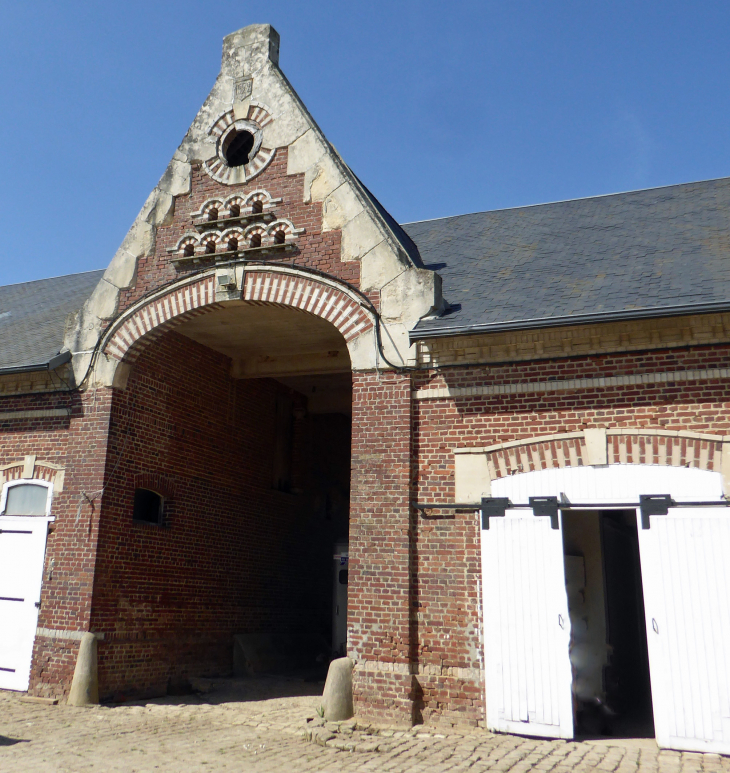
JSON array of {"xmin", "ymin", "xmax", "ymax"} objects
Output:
[
  {"xmin": 133, "ymin": 488, "xmax": 164, "ymax": 526},
  {"xmin": 183, "ymin": 243, "xmax": 195, "ymax": 257},
  {"xmin": 249, "ymin": 233, "xmax": 262, "ymax": 248},
  {"xmin": 204, "ymin": 240, "xmax": 216, "ymax": 255},
  {"xmin": 227, "ymin": 238, "xmax": 238, "ymax": 253},
  {"xmin": 251, "ymin": 200, "xmax": 263, "ymax": 214},
  {"xmin": 1, "ymin": 480, "xmax": 52, "ymax": 516},
  {"xmin": 207, "ymin": 207, "xmax": 219, "ymax": 223},
  {"xmin": 228, "ymin": 203, "xmax": 240, "ymax": 219},
  {"xmin": 273, "ymin": 230, "xmax": 286, "ymax": 245}
]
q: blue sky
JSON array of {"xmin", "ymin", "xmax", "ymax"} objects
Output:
[{"xmin": 2, "ymin": 1, "xmax": 730, "ymax": 285}]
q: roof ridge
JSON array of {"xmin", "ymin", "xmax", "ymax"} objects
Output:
[{"xmin": 401, "ymin": 174, "xmax": 730, "ymax": 227}]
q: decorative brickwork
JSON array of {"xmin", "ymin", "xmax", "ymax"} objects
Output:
[
  {"xmin": 204, "ymin": 104, "xmax": 275, "ymax": 184},
  {"xmin": 104, "ymin": 268, "xmax": 373, "ymax": 365},
  {"xmin": 118, "ymin": 150, "xmax": 358, "ymax": 312},
  {"xmin": 473, "ymin": 429, "xmax": 726, "ymax": 480}
]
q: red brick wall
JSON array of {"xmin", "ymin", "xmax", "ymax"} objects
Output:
[
  {"xmin": 118, "ymin": 149, "xmax": 358, "ymax": 315},
  {"xmin": 349, "ymin": 370, "xmax": 415, "ymax": 725},
  {"xmin": 90, "ymin": 329, "xmax": 350, "ymax": 700},
  {"xmin": 411, "ymin": 342, "xmax": 730, "ymax": 727},
  {"xmin": 0, "ymin": 387, "xmax": 115, "ymax": 699}
]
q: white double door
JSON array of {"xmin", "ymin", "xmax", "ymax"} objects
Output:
[
  {"xmin": 0, "ymin": 516, "xmax": 49, "ymax": 690},
  {"xmin": 482, "ymin": 465, "xmax": 730, "ymax": 754}
]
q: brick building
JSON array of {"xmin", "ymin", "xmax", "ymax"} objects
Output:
[{"xmin": 1, "ymin": 24, "xmax": 729, "ymax": 754}]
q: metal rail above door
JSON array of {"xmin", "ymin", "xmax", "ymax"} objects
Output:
[{"xmin": 412, "ymin": 495, "xmax": 730, "ymax": 529}]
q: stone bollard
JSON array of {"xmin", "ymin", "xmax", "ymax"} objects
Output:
[
  {"xmin": 67, "ymin": 632, "xmax": 99, "ymax": 706},
  {"xmin": 322, "ymin": 657, "xmax": 354, "ymax": 721}
]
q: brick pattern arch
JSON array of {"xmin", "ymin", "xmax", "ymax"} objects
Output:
[
  {"xmin": 0, "ymin": 458, "xmax": 66, "ymax": 491},
  {"xmin": 241, "ymin": 270, "xmax": 373, "ymax": 342},
  {"xmin": 484, "ymin": 429, "xmax": 727, "ymax": 481},
  {"xmin": 103, "ymin": 269, "xmax": 373, "ymax": 364},
  {"xmin": 105, "ymin": 275, "xmax": 222, "ymax": 363}
]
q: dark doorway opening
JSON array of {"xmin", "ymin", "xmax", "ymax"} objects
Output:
[{"xmin": 562, "ymin": 509, "xmax": 654, "ymax": 739}]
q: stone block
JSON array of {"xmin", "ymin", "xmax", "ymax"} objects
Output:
[
  {"xmin": 67, "ymin": 633, "xmax": 99, "ymax": 707},
  {"xmin": 322, "ymin": 657, "xmax": 354, "ymax": 721}
]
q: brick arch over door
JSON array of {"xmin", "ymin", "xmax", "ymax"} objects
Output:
[
  {"xmin": 102, "ymin": 268, "xmax": 374, "ymax": 364},
  {"xmin": 479, "ymin": 428, "xmax": 730, "ymax": 482}
]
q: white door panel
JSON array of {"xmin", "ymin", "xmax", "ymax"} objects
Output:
[
  {"xmin": 485, "ymin": 463, "xmax": 727, "ymax": 749},
  {"xmin": 0, "ymin": 517, "xmax": 49, "ymax": 691},
  {"xmin": 638, "ymin": 508, "xmax": 730, "ymax": 754},
  {"xmin": 481, "ymin": 508, "xmax": 573, "ymax": 739}
]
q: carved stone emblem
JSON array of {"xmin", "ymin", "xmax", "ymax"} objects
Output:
[{"xmin": 234, "ymin": 78, "xmax": 253, "ymax": 102}]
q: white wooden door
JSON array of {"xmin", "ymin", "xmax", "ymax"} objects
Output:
[
  {"xmin": 481, "ymin": 508, "xmax": 574, "ymax": 738},
  {"xmin": 638, "ymin": 506, "xmax": 730, "ymax": 754},
  {"xmin": 0, "ymin": 517, "xmax": 49, "ymax": 690}
]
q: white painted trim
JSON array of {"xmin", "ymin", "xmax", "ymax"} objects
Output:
[
  {"xmin": 415, "ymin": 366, "xmax": 730, "ymax": 401},
  {"xmin": 491, "ymin": 463, "xmax": 721, "ymax": 504},
  {"xmin": 0, "ymin": 479, "xmax": 54, "ymax": 516}
]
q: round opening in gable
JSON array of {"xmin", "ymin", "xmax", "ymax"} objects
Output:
[{"xmin": 223, "ymin": 129, "xmax": 255, "ymax": 168}]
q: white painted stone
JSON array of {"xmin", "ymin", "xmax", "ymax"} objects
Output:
[
  {"xmin": 254, "ymin": 67, "xmax": 310, "ymax": 149},
  {"xmin": 360, "ymin": 241, "xmax": 409, "ymax": 293},
  {"xmin": 89, "ymin": 355, "xmax": 130, "ymax": 390},
  {"xmin": 103, "ymin": 251, "xmax": 137, "ymax": 291},
  {"xmin": 233, "ymin": 99, "xmax": 251, "ymax": 120},
  {"xmin": 287, "ymin": 128, "xmax": 326, "ymax": 176},
  {"xmin": 222, "ymin": 24, "xmax": 280, "ymax": 76},
  {"xmin": 721, "ymin": 443, "xmax": 730, "ymax": 496},
  {"xmin": 148, "ymin": 191, "xmax": 175, "ymax": 227},
  {"xmin": 584, "ymin": 428, "xmax": 608, "ymax": 466},
  {"xmin": 322, "ymin": 183, "xmax": 364, "ymax": 232},
  {"xmin": 346, "ymin": 329, "xmax": 378, "ymax": 371},
  {"xmin": 70, "ymin": 352, "xmax": 92, "ymax": 387},
  {"xmin": 377, "ymin": 322, "xmax": 416, "ymax": 368},
  {"xmin": 22, "ymin": 455, "xmax": 36, "ymax": 479},
  {"xmin": 381, "ymin": 269, "xmax": 443, "ymax": 327},
  {"xmin": 85, "ymin": 279, "xmax": 119, "ymax": 321},
  {"xmin": 341, "ymin": 210, "xmax": 383, "ymax": 263},
  {"xmin": 159, "ymin": 156, "xmax": 191, "ymax": 198},
  {"xmin": 455, "ymin": 453, "xmax": 491, "ymax": 503},
  {"xmin": 310, "ymin": 156, "xmax": 347, "ymax": 205}
]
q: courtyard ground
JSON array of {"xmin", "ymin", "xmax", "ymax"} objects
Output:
[{"xmin": 1, "ymin": 678, "xmax": 728, "ymax": 772}]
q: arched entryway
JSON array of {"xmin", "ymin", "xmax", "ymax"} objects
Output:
[
  {"xmin": 481, "ymin": 459, "xmax": 730, "ymax": 754},
  {"xmin": 90, "ymin": 267, "xmax": 373, "ymax": 699}
]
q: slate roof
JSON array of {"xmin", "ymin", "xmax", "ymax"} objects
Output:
[
  {"xmin": 0, "ymin": 270, "xmax": 104, "ymax": 371},
  {"xmin": 404, "ymin": 177, "xmax": 730, "ymax": 339}
]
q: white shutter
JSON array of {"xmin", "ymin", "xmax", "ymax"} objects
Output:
[
  {"xmin": 638, "ymin": 507, "xmax": 730, "ymax": 754},
  {"xmin": 481, "ymin": 508, "xmax": 574, "ymax": 739},
  {"xmin": 0, "ymin": 517, "xmax": 49, "ymax": 691}
]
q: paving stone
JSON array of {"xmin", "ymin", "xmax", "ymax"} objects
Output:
[{"xmin": 2, "ymin": 678, "xmax": 730, "ymax": 772}]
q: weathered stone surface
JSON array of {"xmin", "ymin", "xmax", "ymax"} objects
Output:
[
  {"xmin": 66, "ymin": 633, "xmax": 98, "ymax": 707},
  {"xmin": 322, "ymin": 656, "xmax": 354, "ymax": 721}
]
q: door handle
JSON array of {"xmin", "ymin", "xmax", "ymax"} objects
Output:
[
  {"xmin": 558, "ymin": 614, "xmax": 565, "ymax": 629},
  {"xmin": 652, "ymin": 618, "xmax": 659, "ymax": 634}
]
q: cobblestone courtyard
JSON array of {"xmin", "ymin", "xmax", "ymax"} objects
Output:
[{"xmin": 1, "ymin": 678, "xmax": 728, "ymax": 773}]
